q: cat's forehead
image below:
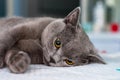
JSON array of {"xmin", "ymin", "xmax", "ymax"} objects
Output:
[
  {"xmin": 50, "ymin": 19, "xmax": 65, "ymax": 29},
  {"xmin": 45, "ymin": 19, "xmax": 67, "ymax": 35}
]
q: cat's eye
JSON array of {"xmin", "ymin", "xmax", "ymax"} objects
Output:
[
  {"xmin": 64, "ymin": 59, "xmax": 74, "ymax": 65},
  {"xmin": 54, "ymin": 38, "xmax": 61, "ymax": 49}
]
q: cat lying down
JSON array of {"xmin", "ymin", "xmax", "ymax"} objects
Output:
[{"xmin": 0, "ymin": 7, "xmax": 105, "ymax": 73}]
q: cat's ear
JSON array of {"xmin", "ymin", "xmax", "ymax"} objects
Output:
[
  {"xmin": 88, "ymin": 54, "xmax": 106, "ymax": 64},
  {"xmin": 64, "ymin": 7, "xmax": 80, "ymax": 26}
]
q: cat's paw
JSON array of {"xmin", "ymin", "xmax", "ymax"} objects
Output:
[{"xmin": 5, "ymin": 51, "xmax": 31, "ymax": 73}]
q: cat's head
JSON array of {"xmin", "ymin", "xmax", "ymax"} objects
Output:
[{"xmin": 41, "ymin": 7, "xmax": 105, "ymax": 67}]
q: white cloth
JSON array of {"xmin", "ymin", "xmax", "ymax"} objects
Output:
[{"xmin": 0, "ymin": 53, "xmax": 120, "ymax": 80}]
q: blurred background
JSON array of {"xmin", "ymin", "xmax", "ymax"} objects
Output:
[{"xmin": 0, "ymin": 0, "xmax": 120, "ymax": 53}]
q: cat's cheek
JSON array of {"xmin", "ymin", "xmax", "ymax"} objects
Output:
[
  {"xmin": 49, "ymin": 61, "xmax": 65, "ymax": 67},
  {"xmin": 42, "ymin": 47, "xmax": 50, "ymax": 62},
  {"xmin": 49, "ymin": 63, "xmax": 58, "ymax": 67},
  {"xmin": 49, "ymin": 59, "xmax": 73, "ymax": 67},
  {"xmin": 46, "ymin": 42, "xmax": 57, "ymax": 56}
]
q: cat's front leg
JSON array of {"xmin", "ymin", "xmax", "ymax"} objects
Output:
[
  {"xmin": 0, "ymin": 38, "xmax": 11, "ymax": 68},
  {"xmin": 0, "ymin": 56, "xmax": 4, "ymax": 68},
  {"xmin": 5, "ymin": 49, "xmax": 31, "ymax": 73},
  {"xmin": 0, "ymin": 46, "xmax": 5, "ymax": 68},
  {"xmin": 0, "ymin": 25, "xmax": 39, "ymax": 68}
]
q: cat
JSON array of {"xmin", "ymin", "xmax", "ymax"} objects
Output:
[{"xmin": 0, "ymin": 7, "xmax": 105, "ymax": 73}]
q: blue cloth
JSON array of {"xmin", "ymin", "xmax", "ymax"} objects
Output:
[{"xmin": 117, "ymin": 68, "xmax": 120, "ymax": 71}]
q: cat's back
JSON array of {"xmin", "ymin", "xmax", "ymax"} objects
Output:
[
  {"xmin": 0, "ymin": 17, "xmax": 56, "ymax": 32},
  {"xmin": 0, "ymin": 17, "xmax": 27, "ymax": 32},
  {"xmin": 0, "ymin": 17, "xmax": 26, "ymax": 28}
]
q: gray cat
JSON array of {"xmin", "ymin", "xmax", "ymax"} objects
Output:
[{"xmin": 0, "ymin": 7, "xmax": 105, "ymax": 73}]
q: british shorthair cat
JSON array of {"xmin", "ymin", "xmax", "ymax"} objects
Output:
[{"xmin": 0, "ymin": 7, "xmax": 105, "ymax": 73}]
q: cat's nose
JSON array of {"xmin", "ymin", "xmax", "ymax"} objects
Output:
[{"xmin": 50, "ymin": 57, "xmax": 56, "ymax": 63}]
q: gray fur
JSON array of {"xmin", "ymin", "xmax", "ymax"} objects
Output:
[{"xmin": 0, "ymin": 7, "xmax": 105, "ymax": 73}]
